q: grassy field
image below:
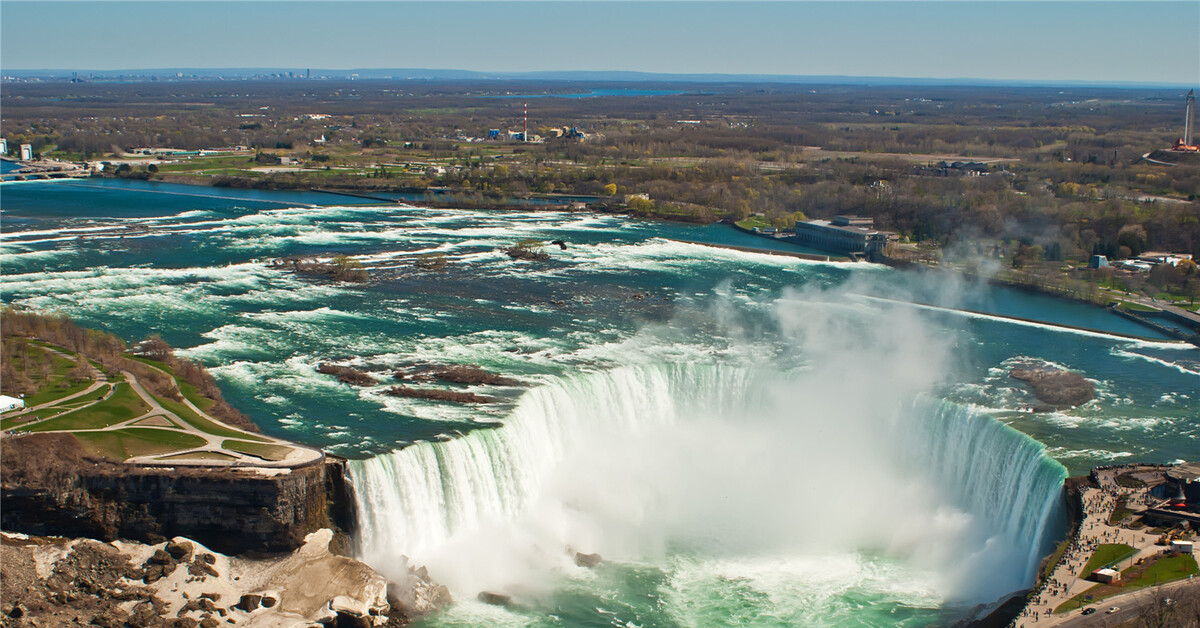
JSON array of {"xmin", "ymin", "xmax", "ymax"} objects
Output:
[
  {"xmin": 177, "ymin": 380, "xmax": 215, "ymax": 411},
  {"xmin": 74, "ymin": 427, "xmax": 207, "ymax": 460},
  {"xmin": 1056, "ymin": 553, "xmax": 1199, "ymax": 613},
  {"xmin": 1109, "ymin": 497, "xmax": 1137, "ymax": 525},
  {"xmin": 4, "ymin": 332, "xmax": 298, "ymax": 464},
  {"xmin": 156, "ymin": 451, "xmax": 239, "ymax": 462},
  {"xmin": 1082, "ymin": 544, "xmax": 1138, "ymax": 575},
  {"xmin": 157, "ymin": 396, "xmax": 268, "ymax": 441},
  {"xmin": 222, "ymin": 439, "xmax": 292, "ymax": 461},
  {"xmin": 19, "ymin": 384, "xmax": 149, "ymax": 432},
  {"xmin": 734, "ymin": 216, "xmax": 773, "ymax": 230},
  {"xmin": 1117, "ymin": 301, "xmax": 1161, "ymax": 312}
]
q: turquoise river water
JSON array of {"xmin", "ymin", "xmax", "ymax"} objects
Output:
[{"xmin": 1, "ymin": 179, "xmax": 1196, "ymax": 627}]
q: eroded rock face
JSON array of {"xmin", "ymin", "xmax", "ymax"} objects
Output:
[
  {"xmin": 1, "ymin": 529, "xmax": 448, "ymax": 628},
  {"xmin": 1, "ymin": 441, "xmax": 356, "ymax": 556},
  {"xmin": 1009, "ymin": 365, "xmax": 1095, "ymax": 409}
]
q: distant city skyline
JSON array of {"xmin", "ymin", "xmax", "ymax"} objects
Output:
[{"xmin": 2, "ymin": 1, "xmax": 1197, "ymax": 86}]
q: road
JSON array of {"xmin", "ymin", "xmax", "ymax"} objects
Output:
[{"xmin": 1050, "ymin": 579, "xmax": 1198, "ymax": 628}]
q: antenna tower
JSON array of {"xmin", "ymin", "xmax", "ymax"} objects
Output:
[
  {"xmin": 524, "ymin": 103, "xmax": 528, "ymax": 143},
  {"xmin": 1186, "ymin": 89, "xmax": 1195, "ymax": 147}
]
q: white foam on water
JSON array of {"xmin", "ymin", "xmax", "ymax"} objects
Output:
[
  {"xmin": 1110, "ymin": 347, "xmax": 1200, "ymax": 376},
  {"xmin": 856, "ymin": 294, "xmax": 1154, "ymax": 342},
  {"xmin": 1044, "ymin": 447, "xmax": 1136, "ymax": 461},
  {"xmin": 0, "ymin": 224, "xmax": 119, "ymax": 241}
]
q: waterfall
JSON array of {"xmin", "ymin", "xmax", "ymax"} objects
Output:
[
  {"xmin": 349, "ymin": 363, "xmax": 1066, "ymax": 604},
  {"xmin": 895, "ymin": 397, "xmax": 1068, "ymax": 593}
]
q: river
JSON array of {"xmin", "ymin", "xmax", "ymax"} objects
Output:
[{"xmin": 1, "ymin": 178, "xmax": 1195, "ymax": 626}]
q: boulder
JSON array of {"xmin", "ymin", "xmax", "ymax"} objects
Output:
[
  {"xmin": 234, "ymin": 594, "xmax": 261, "ymax": 612},
  {"xmin": 477, "ymin": 591, "xmax": 511, "ymax": 606},
  {"xmin": 143, "ymin": 564, "xmax": 165, "ymax": 584},
  {"xmin": 165, "ymin": 540, "xmax": 194, "ymax": 561},
  {"xmin": 574, "ymin": 552, "xmax": 602, "ymax": 568},
  {"xmin": 1010, "ymin": 366, "xmax": 1095, "ymax": 409},
  {"xmin": 328, "ymin": 595, "xmax": 371, "ymax": 628},
  {"xmin": 149, "ymin": 549, "xmax": 174, "ymax": 565}
]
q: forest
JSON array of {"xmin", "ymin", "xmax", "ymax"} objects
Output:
[{"xmin": 3, "ymin": 79, "xmax": 1198, "ymax": 261}]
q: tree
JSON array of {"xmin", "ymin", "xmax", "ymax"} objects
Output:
[
  {"xmin": 603, "ymin": 183, "xmax": 618, "ymax": 196},
  {"xmin": 1117, "ymin": 224, "xmax": 1148, "ymax": 257}
]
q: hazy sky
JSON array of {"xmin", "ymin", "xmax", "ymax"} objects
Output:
[{"xmin": 2, "ymin": 1, "xmax": 1197, "ymax": 85}]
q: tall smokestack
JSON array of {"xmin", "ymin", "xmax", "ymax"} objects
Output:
[{"xmin": 524, "ymin": 103, "xmax": 528, "ymax": 143}]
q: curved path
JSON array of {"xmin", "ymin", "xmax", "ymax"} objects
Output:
[{"xmin": 3, "ymin": 349, "xmax": 322, "ymax": 469}]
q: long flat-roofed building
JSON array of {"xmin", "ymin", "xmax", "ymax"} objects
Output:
[{"xmin": 791, "ymin": 215, "xmax": 897, "ymax": 257}]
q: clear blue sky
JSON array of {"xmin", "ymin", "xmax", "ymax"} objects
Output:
[{"xmin": 2, "ymin": 1, "xmax": 1197, "ymax": 84}]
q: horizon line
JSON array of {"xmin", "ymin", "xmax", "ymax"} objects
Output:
[{"xmin": 3, "ymin": 67, "xmax": 1196, "ymax": 90}]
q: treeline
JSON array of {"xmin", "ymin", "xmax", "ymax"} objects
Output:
[{"xmin": 1, "ymin": 308, "xmax": 258, "ymax": 432}]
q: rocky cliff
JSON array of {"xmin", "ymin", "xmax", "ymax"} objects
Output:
[
  {"xmin": 1, "ymin": 434, "xmax": 355, "ymax": 556},
  {"xmin": 1, "ymin": 529, "xmax": 449, "ymax": 627}
]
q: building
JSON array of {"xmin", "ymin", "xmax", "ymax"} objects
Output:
[
  {"xmin": 791, "ymin": 215, "xmax": 897, "ymax": 257},
  {"xmin": 1116, "ymin": 260, "xmax": 1153, "ymax": 273},
  {"xmin": 1138, "ymin": 252, "xmax": 1193, "ymax": 267},
  {"xmin": 1092, "ymin": 568, "xmax": 1121, "ymax": 584},
  {"xmin": 19, "ymin": 144, "xmax": 33, "ymax": 161},
  {"xmin": 0, "ymin": 395, "xmax": 25, "ymax": 414},
  {"xmin": 0, "ymin": 138, "xmax": 7, "ymax": 155},
  {"xmin": 1089, "ymin": 255, "xmax": 1109, "ymax": 269},
  {"xmin": 1171, "ymin": 540, "xmax": 1194, "ymax": 554}
]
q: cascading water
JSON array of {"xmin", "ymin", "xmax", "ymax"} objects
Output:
[{"xmin": 349, "ymin": 363, "xmax": 1067, "ymax": 625}]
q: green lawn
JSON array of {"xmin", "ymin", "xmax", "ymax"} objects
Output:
[
  {"xmin": 735, "ymin": 216, "xmax": 773, "ymax": 230},
  {"xmin": 19, "ymin": 383, "xmax": 148, "ymax": 432},
  {"xmin": 21, "ymin": 378, "xmax": 95, "ymax": 408},
  {"xmin": 1082, "ymin": 544, "xmax": 1137, "ymax": 575},
  {"xmin": 73, "ymin": 428, "xmax": 207, "ymax": 461},
  {"xmin": 1056, "ymin": 554, "xmax": 1199, "ymax": 613},
  {"xmin": 177, "ymin": 380, "xmax": 215, "ymax": 411},
  {"xmin": 156, "ymin": 451, "xmax": 238, "ymax": 462},
  {"xmin": 127, "ymin": 354, "xmax": 175, "ymax": 375},
  {"xmin": 1126, "ymin": 554, "xmax": 1199, "ymax": 588},
  {"xmin": 1109, "ymin": 497, "xmax": 1136, "ymax": 524},
  {"xmin": 156, "ymin": 396, "xmax": 267, "ymax": 441},
  {"xmin": 1118, "ymin": 301, "xmax": 1160, "ymax": 312},
  {"xmin": 222, "ymin": 439, "xmax": 292, "ymax": 461}
]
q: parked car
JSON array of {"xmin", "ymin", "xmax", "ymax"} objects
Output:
[
  {"xmin": 1082, "ymin": 607, "xmax": 1096, "ymax": 615},
  {"xmin": 1107, "ymin": 606, "xmax": 1120, "ymax": 614}
]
